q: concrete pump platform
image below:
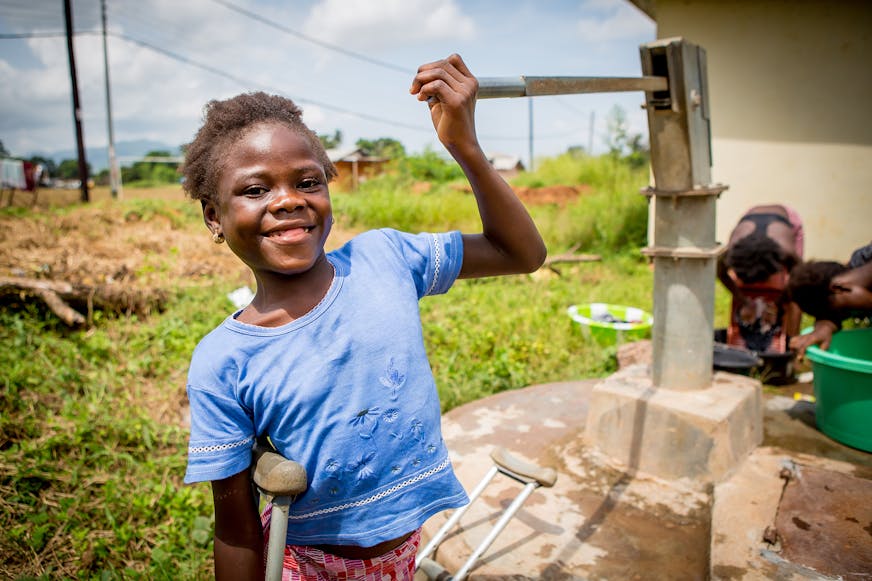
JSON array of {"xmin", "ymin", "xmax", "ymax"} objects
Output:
[{"xmin": 418, "ymin": 367, "xmax": 872, "ymax": 580}]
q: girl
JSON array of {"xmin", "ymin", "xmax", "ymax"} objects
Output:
[
  {"xmin": 789, "ymin": 242, "xmax": 872, "ymax": 355},
  {"xmin": 182, "ymin": 54, "xmax": 546, "ymax": 579}
]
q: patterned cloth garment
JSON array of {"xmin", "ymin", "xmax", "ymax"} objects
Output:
[{"xmin": 261, "ymin": 508, "xmax": 421, "ymax": 581}]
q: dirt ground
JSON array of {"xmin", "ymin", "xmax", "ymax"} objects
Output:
[
  {"xmin": 0, "ymin": 183, "xmax": 586, "ymax": 301},
  {"xmin": 0, "ymin": 187, "xmax": 249, "ymax": 304},
  {"xmin": 513, "ymin": 184, "xmax": 591, "ymax": 206}
]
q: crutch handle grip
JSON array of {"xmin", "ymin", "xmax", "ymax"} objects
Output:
[
  {"xmin": 490, "ymin": 447, "xmax": 557, "ymax": 488},
  {"xmin": 253, "ymin": 444, "xmax": 308, "ymax": 497}
]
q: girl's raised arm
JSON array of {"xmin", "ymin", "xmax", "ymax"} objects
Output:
[{"xmin": 411, "ymin": 54, "xmax": 546, "ymax": 278}]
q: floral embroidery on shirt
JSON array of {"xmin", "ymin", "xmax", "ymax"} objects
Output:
[
  {"xmin": 382, "ymin": 408, "xmax": 400, "ymax": 423},
  {"xmin": 410, "ymin": 419, "xmax": 425, "ymax": 443},
  {"xmin": 379, "ymin": 358, "xmax": 406, "ymax": 400},
  {"xmin": 324, "ymin": 459, "xmax": 343, "ymax": 480},
  {"xmin": 348, "ymin": 450, "xmax": 377, "ymax": 483},
  {"xmin": 350, "ymin": 406, "xmax": 381, "ymax": 439}
]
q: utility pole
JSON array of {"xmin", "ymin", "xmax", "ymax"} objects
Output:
[
  {"xmin": 588, "ymin": 111, "xmax": 595, "ymax": 154},
  {"xmin": 64, "ymin": 0, "xmax": 89, "ymax": 203},
  {"xmin": 528, "ymin": 98, "xmax": 534, "ymax": 172},
  {"xmin": 101, "ymin": 0, "xmax": 122, "ymax": 199}
]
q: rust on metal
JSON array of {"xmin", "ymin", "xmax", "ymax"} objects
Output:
[
  {"xmin": 639, "ymin": 184, "xmax": 729, "ymax": 198},
  {"xmin": 641, "ymin": 245, "xmax": 725, "ymax": 259},
  {"xmin": 774, "ymin": 464, "xmax": 872, "ymax": 577}
]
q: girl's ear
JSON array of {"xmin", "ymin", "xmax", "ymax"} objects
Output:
[{"xmin": 202, "ymin": 199, "xmax": 220, "ymax": 232}]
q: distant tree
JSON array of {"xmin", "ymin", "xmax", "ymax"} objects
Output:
[
  {"xmin": 94, "ymin": 168, "xmax": 110, "ymax": 186},
  {"xmin": 356, "ymin": 137, "xmax": 405, "ymax": 159},
  {"xmin": 398, "ymin": 147, "xmax": 462, "ymax": 182},
  {"xmin": 57, "ymin": 158, "xmax": 91, "ymax": 179},
  {"xmin": 603, "ymin": 105, "xmax": 630, "ymax": 158},
  {"xmin": 319, "ymin": 130, "xmax": 343, "ymax": 150},
  {"xmin": 0, "ymin": 140, "xmax": 9, "ymax": 157},
  {"xmin": 122, "ymin": 150, "xmax": 179, "ymax": 184},
  {"xmin": 566, "ymin": 145, "xmax": 587, "ymax": 159},
  {"xmin": 626, "ymin": 133, "xmax": 650, "ymax": 169},
  {"xmin": 603, "ymin": 105, "xmax": 649, "ymax": 167}
]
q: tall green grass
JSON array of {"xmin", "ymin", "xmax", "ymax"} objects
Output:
[
  {"xmin": 514, "ymin": 153, "xmax": 650, "ymax": 253},
  {"xmin": 333, "ymin": 176, "xmax": 480, "ymax": 234},
  {"xmin": 1, "ymin": 290, "xmax": 227, "ymax": 579},
  {"xmin": 336, "ymin": 151, "xmax": 651, "ymax": 256}
]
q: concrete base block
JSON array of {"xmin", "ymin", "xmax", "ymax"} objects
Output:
[{"xmin": 584, "ymin": 364, "xmax": 763, "ymax": 483}]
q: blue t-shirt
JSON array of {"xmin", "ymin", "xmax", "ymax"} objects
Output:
[{"xmin": 184, "ymin": 228, "xmax": 468, "ymax": 546}]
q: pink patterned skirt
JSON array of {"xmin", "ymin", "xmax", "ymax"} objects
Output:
[{"xmin": 261, "ymin": 508, "xmax": 421, "ymax": 581}]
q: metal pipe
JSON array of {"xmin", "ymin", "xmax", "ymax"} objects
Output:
[
  {"xmin": 266, "ymin": 496, "xmax": 291, "ymax": 581},
  {"xmin": 477, "ymin": 75, "xmax": 668, "ymax": 99},
  {"xmin": 453, "ymin": 482, "xmax": 539, "ymax": 581},
  {"xmin": 415, "ymin": 465, "xmax": 500, "ymax": 568}
]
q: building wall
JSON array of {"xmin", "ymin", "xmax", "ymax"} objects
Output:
[{"xmin": 654, "ymin": 0, "xmax": 872, "ymax": 260}]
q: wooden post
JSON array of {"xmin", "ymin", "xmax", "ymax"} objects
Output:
[{"xmin": 64, "ymin": 0, "xmax": 89, "ymax": 203}]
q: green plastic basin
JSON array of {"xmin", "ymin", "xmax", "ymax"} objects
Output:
[
  {"xmin": 805, "ymin": 326, "xmax": 872, "ymax": 452},
  {"xmin": 567, "ymin": 303, "xmax": 653, "ymax": 346}
]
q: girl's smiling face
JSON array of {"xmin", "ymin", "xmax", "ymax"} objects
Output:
[{"xmin": 204, "ymin": 122, "xmax": 333, "ymax": 280}]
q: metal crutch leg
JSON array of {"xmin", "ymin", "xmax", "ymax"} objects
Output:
[
  {"xmin": 252, "ymin": 442, "xmax": 308, "ymax": 581},
  {"xmin": 416, "ymin": 446, "xmax": 558, "ymax": 581}
]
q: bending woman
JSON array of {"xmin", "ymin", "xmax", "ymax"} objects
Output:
[{"xmin": 718, "ymin": 204, "xmax": 804, "ymax": 353}]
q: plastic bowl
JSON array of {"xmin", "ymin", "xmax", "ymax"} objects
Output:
[
  {"xmin": 804, "ymin": 327, "xmax": 872, "ymax": 452},
  {"xmin": 567, "ymin": 303, "xmax": 653, "ymax": 346}
]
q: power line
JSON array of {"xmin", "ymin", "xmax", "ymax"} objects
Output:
[
  {"xmin": 109, "ymin": 31, "xmax": 436, "ymax": 134},
  {"xmin": 0, "ymin": 31, "xmax": 82, "ymax": 39},
  {"xmin": 0, "ymin": 27, "xmax": 428, "ymax": 131},
  {"xmin": 208, "ymin": 0, "xmax": 413, "ymax": 75},
  {"xmin": 0, "ymin": 28, "xmax": 589, "ymax": 143}
]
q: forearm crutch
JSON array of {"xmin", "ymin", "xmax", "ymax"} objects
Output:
[
  {"xmin": 252, "ymin": 442, "xmax": 308, "ymax": 581},
  {"xmin": 416, "ymin": 447, "xmax": 558, "ymax": 581}
]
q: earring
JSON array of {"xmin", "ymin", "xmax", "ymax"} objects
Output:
[{"xmin": 212, "ymin": 231, "xmax": 225, "ymax": 244}]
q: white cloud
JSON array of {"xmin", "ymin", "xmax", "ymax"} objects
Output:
[
  {"xmin": 304, "ymin": 0, "xmax": 475, "ymax": 51},
  {"xmin": 0, "ymin": 0, "xmax": 654, "ymax": 163},
  {"xmin": 576, "ymin": 1, "xmax": 654, "ymax": 43}
]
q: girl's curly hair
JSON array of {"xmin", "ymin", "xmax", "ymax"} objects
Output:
[
  {"xmin": 181, "ymin": 92, "xmax": 337, "ymax": 204},
  {"xmin": 724, "ymin": 233, "xmax": 794, "ymax": 284},
  {"xmin": 787, "ymin": 260, "xmax": 849, "ymax": 320}
]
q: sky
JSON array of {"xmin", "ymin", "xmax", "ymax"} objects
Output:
[{"xmin": 0, "ymin": 0, "xmax": 656, "ymax": 170}]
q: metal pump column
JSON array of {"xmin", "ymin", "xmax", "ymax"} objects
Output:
[
  {"xmin": 475, "ymin": 37, "xmax": 722, "ymax": 391},
  {"xmin": 639, "ymin": 38, "xmax": 723, "ymax": 390}
]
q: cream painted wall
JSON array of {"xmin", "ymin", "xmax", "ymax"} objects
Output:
[
  {"xmin": 715, "ymin": 141, "xmax": 870, "ymax": 260},
  {"xmin": 654, "ymin": 0, "xmax": 872, "ymax": 261}
]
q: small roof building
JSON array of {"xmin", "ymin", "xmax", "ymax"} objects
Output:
[
  {"xmin": 487, "ymin": 153, "xmax": 525, "ymax": 179},
  {"xmin": 326, "ymin": 147, "xmax": 389, "ymax": 191}
]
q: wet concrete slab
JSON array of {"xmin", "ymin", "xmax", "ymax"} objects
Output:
[
  {"xmin": 429, "ymin": 380, "xmax": 711, "ymax": 580},
  {"xmin": 421, "ymin": 377, "xmax": 872, "ymax": 580}
]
